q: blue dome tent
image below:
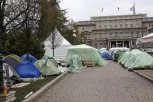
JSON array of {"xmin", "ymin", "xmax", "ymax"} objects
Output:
[
  {"xmin": 16, "ymin": 63, "xmax": 42, "ymax": 78},
  {"xmin": 21, "ymin": 54, "xmax": 37, "ymax": 64},
  {"xmin": 100, "ymin": 52, "xmax": 113, "ymax": 60}
]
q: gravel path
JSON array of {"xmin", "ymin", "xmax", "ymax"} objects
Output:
[{"xmin": 37, "ymin": 61, "xmax": 153, "ymax": 102}]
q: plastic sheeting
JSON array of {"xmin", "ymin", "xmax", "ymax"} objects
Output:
[
  {"xmin": 118, "ymin": 51, "xmax": 130, "ymax": 65},
  {"xmin": 66, "ymin": 54, "xmax": 83, "ymax": 73},
  {"xmin": 119, "ymin": 49, "xmax": 153, "ymax": 69},
  {"xmin": 113, "ymin": 51, "xmax": 125, "ymax": 61},
  {"xmin": 34, "ymin": 57, "xmax": 61, "ymax": 76},
  {"xmin": 65, "ymin": 44, "xmax": 105, "ymax": 68}
]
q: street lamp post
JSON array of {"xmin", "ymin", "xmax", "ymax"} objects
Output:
[{"xmin": 73, "ymin": 30, "xmax": 76, "ymax": 45}]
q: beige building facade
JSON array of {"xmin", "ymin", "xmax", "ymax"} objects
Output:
[{"xmin": 76, "ymin": 14, "xmax": 153, "ymax": 49}]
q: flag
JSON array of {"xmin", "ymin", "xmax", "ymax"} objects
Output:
[
  {"xmin": 101, "ymin": 8, "xmax": 103, "ymax": 12},
  {"xmin": 130, "ymin": 3, "xmax": 135, "ymax": 11},
  {"xmin": 130, "ymin": 3, "xmax": 136, "ymax": 15},
  {"xmin": 117, "ymin": 7, "xmax": 119, "ymax": 10}
]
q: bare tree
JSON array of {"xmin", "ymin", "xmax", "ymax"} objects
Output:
[
  {"xmin": 0, "ymin": 0, "xmax": 67, "ymax": 92},
  {"xmin": 0, "ymin": 0, "xmax": 40, "ymax": 92},
  {"xmin": 46, "ymin": 28, "xmax": 63, "ymax": 57}
]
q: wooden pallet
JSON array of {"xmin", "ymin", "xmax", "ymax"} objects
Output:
[{"xmin": 82, "ymin": 60, "xmax": 94, "ymax": 67}]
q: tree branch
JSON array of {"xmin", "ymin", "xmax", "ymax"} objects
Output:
[{"xmin": 4, "ymin": 7, "xmax": 28, "ymax": 28}]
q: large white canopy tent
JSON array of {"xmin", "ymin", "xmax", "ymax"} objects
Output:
[
  {"xmin": 44, "ymin": 28, "xmax": 72, "ymax": 60},
  {"xmin": 136, "ymin": 33, "xmax": 153, "ymax": 45}
]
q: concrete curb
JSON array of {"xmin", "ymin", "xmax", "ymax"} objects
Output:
[
  {"xmin": 133, "ymin": 70, "xmax": 153, "ymax": 83},
  {"xmin": 22, "ymin": 71, "xmax": 68, "ymax": 102}
]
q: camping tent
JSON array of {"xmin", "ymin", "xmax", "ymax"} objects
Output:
[
  {"xmin": 44, "ymin": 28, "xmax": 72, "ymax": 60},
  {"xmin": 42, "ymin": 56, "xmax": 58, "ymax": 67},
  {"xmin": 34, "ymin": 57, "xmax": 61, "ymax": 76},
  {"xmin": 118, "ymin": 51, "xmax": 130, "ymax": 65},
  {"xmin": 21, "ymin": 54, "xmax": 37, "ymax": 64},
  {"xmin": 3, "ymin": 63, "xmax": 21, "ymax": 83},
  {"xmin": 6, "ymin": 54, "xmax": 22, "ymax": 62},
  {"xmin": 3, "ymin": 55, "xmax": 22, "ymax": 83},
  {"xmin": 4, "ymin": 55, "xmax": 21, "ymax": 70},
  {"xmin": 109, "ymin": 47, "xmax": 130, "ymax": 58},
  {"xmin": 66, "ymin": 44, "xmax": 105, "ymax": 67},
  {"xmin": 100, "ymin": 52, "xmax": 113, "ymax": 60},
  {"xmin": 99, "ymin": 48, "xmax": 108, "ymax": 53},
  {"xmin": 113, "ymin": 51, "xmax": 125, "ymax": 61},
  {"xmin": 119, "ymin": 49, "xmax": 153, "ymax": 70},
  {"xmin": 16, "ymin": 63, "xmax": 42, "ymax": 78},
  {"xmin": 136, "ymin": 33, "xmax": 153, "ymax": 44}
]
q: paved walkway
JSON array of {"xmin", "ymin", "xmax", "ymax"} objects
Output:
[{"xmin": 37, "ymin": 61, "xmax": 153, "ymax": 102}]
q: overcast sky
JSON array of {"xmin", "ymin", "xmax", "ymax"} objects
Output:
[{"xmin": 60, "ymin": 0, "xmax": 153, "ymax": 22}]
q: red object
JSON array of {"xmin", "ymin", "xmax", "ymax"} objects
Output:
[{"xmin": 3, "ymin": 85, "xmax": 9, "ymax": 94}]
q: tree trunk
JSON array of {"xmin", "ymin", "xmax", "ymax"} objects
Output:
[
  {"xmin": 53, "ymin": 47, "xmax": 54, "ymax": 57},
  {"xmin": 0, "ymin": 0, "xmax": 6, "ymax": 93}
]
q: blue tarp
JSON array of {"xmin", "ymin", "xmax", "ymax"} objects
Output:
[
  {"xmin": 16, "ymin": 63, "xmax": 42, "ymax": 78},
  {"xmin": 100, "ymin": 52, "xmax": 113, "ymax": 60},
  {"xmin": 21, "ymin": 54, "xmax": 37, "ymax": 64}
]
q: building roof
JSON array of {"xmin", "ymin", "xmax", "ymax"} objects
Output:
[{"xmin": 90, "ymin": 14, "xmax": 147, "ymax": 21}]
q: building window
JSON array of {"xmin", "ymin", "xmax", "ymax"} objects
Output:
[
  {"xmin": 115, "ymin": 25, "xmax": 117, "ymax": 28},
  {"xmin": 125, "ymin": 24, "xmax": 128, "ymax": 28},
  {"xmin": 99, "ymin": 25, "xmax": 102, "ymax": 28},
  {"xmin": 82, "ymin": 28, "xmax": 84, "ymax": 30},
  {"xmin": 120, "ymin": 32, "xmax": 123, "ymax": 34},
  {"xmin": 104, "ymin": 25, "xmax": 107, "ymax": 29},
  {"xmin": 120, "ymin": 24, "xmax": 122, "ymax": 28},
  {"xmin": 136, "ymin": 31, "xmax": 139, "ymax": 37},
  {"xmin": 109, "ymin": 25, "xmax": 112, "ymax": 28},
  {"xmin": 131, "ymin": 24, "xmax": 133, "ymax": 28},
  {"xmin": 109, "ymin": 32, "xmax": 113, "ymax": 35}
]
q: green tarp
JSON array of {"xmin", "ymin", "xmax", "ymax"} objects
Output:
[
  {"xmin": 118, "ymin": 49, "xmax": 153, "ymax": 70},
  {"xmin": 65, "ymin": 44, "xmax": 105, "ymax": 69},
  {"xmin": 118, "ymin": 51, "xmax": 130, "ymax": 65},
  {"xmin": 34, "ymin": 56, "xmax": 61, "ymax": 76},
  {"xmin": 113, "ymin": 51, "xmax": 125, "ymax": 61},
  {"xmin": 67, "ymin": 54, "xmax": 83, "ymax": 73}
]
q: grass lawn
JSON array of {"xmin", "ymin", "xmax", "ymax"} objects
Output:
[{"xmin": 11, "ymin": 75, "xmax": 58, "ymax": 102}]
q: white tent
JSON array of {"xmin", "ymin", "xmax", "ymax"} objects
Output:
[
  {"xmin": 44, "ymin": 28, "xmax": 72, "ymax": 60},
  {"xmin": 136, "ymin": 33, "xmax": 153, "ymax": 45}
]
